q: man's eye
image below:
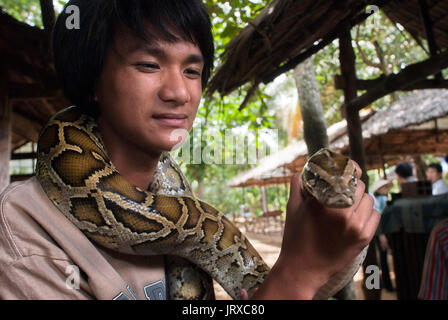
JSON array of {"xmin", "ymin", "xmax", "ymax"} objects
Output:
[
  {"xmin": 185, "ymin": 68, "xmax": 201, "ymax": 77},
  {"xmin": 134, "ymin": 63, "xmax": 159, "ymax": 70}
]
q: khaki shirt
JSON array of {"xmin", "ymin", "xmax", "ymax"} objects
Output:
[{"xmin": 0, "ymin": 177, "xmax": 166, "ymax": 300}]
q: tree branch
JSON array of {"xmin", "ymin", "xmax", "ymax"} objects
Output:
[
  {"xmin": 345, "ymin": 50, "xmax": 448, "ymax": 112},
  {"xmin": 355, "ymin": 25, "xmax": 382, "ymax": 69}
]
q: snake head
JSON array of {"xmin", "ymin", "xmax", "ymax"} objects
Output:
[{"xmin": 301, "ymin": 148, "xmax": 357, "ymax": 208}]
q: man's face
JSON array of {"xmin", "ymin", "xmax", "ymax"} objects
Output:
[
  {"xmin": 426, "ymin": 168, "xmax": 441, "ymax": 183},
  {"xmin": 95, "ymin": 27, "xmax": 204, "ymax": 155}
]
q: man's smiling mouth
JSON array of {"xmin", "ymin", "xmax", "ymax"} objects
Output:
[{"xmin": 152, "ymin": 113, "xmax": 188, "ymax": 127}]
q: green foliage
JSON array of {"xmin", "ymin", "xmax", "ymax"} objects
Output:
[
  {"xmin": 0, "ymin": 0, "xmax": 43, "ymax": 27},
  {"xmin": 314, "ymin": 10, "xmax": 428, "ymax": 125}
]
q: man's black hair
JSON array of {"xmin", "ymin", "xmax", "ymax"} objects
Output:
[
  {"xmin": 428, "ymin": 163, "xmax": 443, "ymax": 174},
  {"xmin": 395, "ymin": 162, "xmax": 414, "ymax": 179},
  {"xmin": 53, "ymin": 0, "xmax": 214, "ymax": 109}
]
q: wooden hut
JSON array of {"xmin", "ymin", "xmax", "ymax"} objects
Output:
[{"xmin": 0, "ymin": 3, "xmax": 69, "ymax": 190}]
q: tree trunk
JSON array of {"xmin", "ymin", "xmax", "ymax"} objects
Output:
[
  {"xmin": 413, "ymin": 155, "xmax": 427, "ymax": 181},
  {"xmin": 293, "ymin": 57, "xmax": 329, "ymax": 155},
  {"xmin": 294, "ymin": 57, "xmax": 357, "ymax": 299},
  {"xmin": 0, "ymin": 81, "xmax": 11, "ymax": 193},
  {"xmin": 260, "ymin": 186, "xmax": 268, "ymax": 213},
  {"xmin": 196, "ymin": 181, "xmax": 205, "ymax": 199}
]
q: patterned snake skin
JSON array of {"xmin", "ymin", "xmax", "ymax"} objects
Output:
[{"xmin": 36, "ymin": 106, "xmax": 367, "ymax": 300}]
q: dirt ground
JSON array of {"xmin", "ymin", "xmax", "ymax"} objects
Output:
[{"xmin": 214, "ymin": 232, "xmax": 397, "ymax": 300}]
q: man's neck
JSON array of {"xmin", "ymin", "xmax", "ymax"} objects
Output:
[{"xmin": 98, "ymin": 122, "xmax": 161, "ymax": 191}]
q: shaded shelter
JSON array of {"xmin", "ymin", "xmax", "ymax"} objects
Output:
[
  {"xmin": 0, "ymin": 5, "xmax": 70, "ymax": 188},
  {"xmin": 228, "ymin": 89, "xmax": 448, "ymax": 188},
  {"xmin": 333, "ymin": 89, "xmax": 448, "ymax": 169}
]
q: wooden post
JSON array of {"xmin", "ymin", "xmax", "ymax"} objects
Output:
[
  {"xmin": 418, "ymin": 0, "xmax": 443, "ymax": 82},
  {"xmin": 339, "ymin": 28, "xmax": 381, "ymax": 300},
  {"xmin": 0, "ymin": 80, "xmax": 11, "ymax": 193}
]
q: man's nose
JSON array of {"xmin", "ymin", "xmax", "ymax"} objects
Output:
[{"xmin": 159, "ymin": 70, "xmax": 191, "ymax": 106}]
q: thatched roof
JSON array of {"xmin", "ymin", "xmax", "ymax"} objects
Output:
[
  {"xmin": 382, "ymin": 0, "xmax": 448, "ymax": 50},
  {"xmin": 207, "ymin": 0, "xmax": 376, "ymax": 96},
  {"xmin": 228, "ymin": 109, "xmax": 374, "ymax": 188},
  {"xmin": 0, "ymin": 9, "xmax": 69, "ymax": 151},
  {"xmin": 207, "ymin": 0, "xmax": 448, "ymax": 98},
  {"xmin": 229, "ymin": 89, "xmax": 448, "ymax": 188},
  {"xmin": 333, "ymin": 89, "xmax": 448, "ymax": 167}
]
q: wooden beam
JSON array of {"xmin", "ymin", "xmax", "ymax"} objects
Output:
[
  {"xmin": 335, "ymin": 75, "xmax": 448, "ymax": 91},
  {"xmin": 0, "ymin": 79, "xmax": 11, "ymax": 192},
  {"xmin": 346, "ymin": 50, "xmax": 448, "ymax": 112},
  {"xmin": 9, "ymin": 82, "xmax": 61, "ymax": 101},
  {"xmin": 10, "ymin": 174, "xmax": 35, "ymax": 183},
  {"xmin": 11, "ymin": 113, "xmax": 42, "ymax": 143},
  {"xmin": 39, "ymin": 0, "xmax": 56, "ymax": 31},
  {"xmin": 11, "ymin": 152, "xmax": 37, "ymax": 160}
]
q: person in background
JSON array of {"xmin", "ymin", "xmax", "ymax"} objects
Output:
[
  {"xmin": 371, "ymin": 179, "xmax": 395, "ymax": 292},
  {"xmin": 394, "ymin": 162, "xmax": 417, "ymax": 188},
  {"xmin": 418, "ymin": 218, "xmax": 448, "ymax": 300},
  {"xmin": 426, "ymin": 163, "xmax": 448, "ymax": 195}
]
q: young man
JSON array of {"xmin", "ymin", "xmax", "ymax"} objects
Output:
[
  {"xmin": 394, "ymin": 162, "xmax": 417, "ymax": 187},
  {"xmin": 0, "ymin": 0, "xmax": 379, "ymax": 300},
  {"xmin": 426, "ymin": 163, "xmax": 448, "ymax": 195}
]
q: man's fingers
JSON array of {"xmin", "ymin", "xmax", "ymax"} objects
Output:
[
  {"xmin": 352, "ymin": 160, "xmax": 362, "ymax": 180},
  {"xmin": 353, "ymin": 178, "xmax": 366, "ymax": 210},
  {"xmin": 240, "ymin": 289, "xmax": 249, "ymax": 300},
  {"xmin": 287, "ymin": 173, "xmax": 304, "ymax": 213},
  {"xmin": 362, "ymin": 208, "xmax": 381, "ymax": 243}
]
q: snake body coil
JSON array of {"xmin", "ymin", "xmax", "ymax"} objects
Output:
[{"xmin": 36, "ymin": 106, "xmax": 366, "ymax": 300}]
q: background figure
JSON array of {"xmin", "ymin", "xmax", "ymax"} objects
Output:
[
  {"xmin": 426, "ymin": 163, "xmax": 448, "ymax": 195},
  {"xmin": 371, "ymin": 179, "xmax": 395, "ymax": 292},
  {"xmin": 418, "ymin": 219, "xmax": 448, "ymax": 299},
  {"xmin": 394, "ymin": 162, "xmax": 417, "ymax": 188}
]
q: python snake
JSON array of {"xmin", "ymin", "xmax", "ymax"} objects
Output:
[{"xmin": 36, "ymin": 106, "xmax": 367, "ymax": 300}]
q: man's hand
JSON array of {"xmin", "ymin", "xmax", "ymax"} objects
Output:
[{"xmin": 250, "ymin": 161, "xmax": 380, "ymax": 300}]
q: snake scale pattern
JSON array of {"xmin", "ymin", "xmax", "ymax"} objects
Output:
[{"xmin": 36, "ymin": 106, "xmax": 367, "ymax": 300}]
